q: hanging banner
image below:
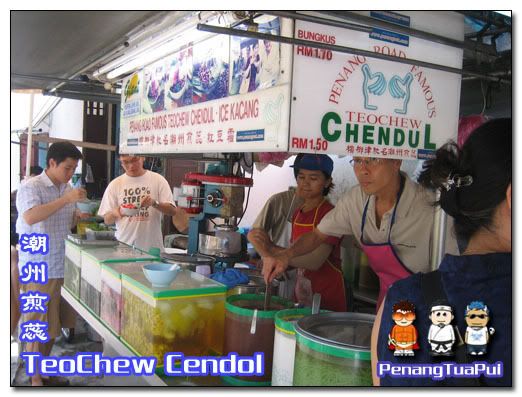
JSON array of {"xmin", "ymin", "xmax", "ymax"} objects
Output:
[
  {"xmin": 120, "ymin": 84, "xmax": 290, "ymax": 154},
  {"xmin": 289, "ymin": 11, "xmax": 464, "ymax": 160},
  {"xmin": 119, "ymin": 16, "xmax": 293, "ymax": 154}
]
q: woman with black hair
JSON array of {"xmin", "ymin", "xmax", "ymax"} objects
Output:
[{"xmin": 372, "ymin": 118, "xmax": 512, "ymax": 386}]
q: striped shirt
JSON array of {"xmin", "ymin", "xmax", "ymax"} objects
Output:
[{"xmin": 16, "ymin": 171, "xmax": 75, "ymax": 279}]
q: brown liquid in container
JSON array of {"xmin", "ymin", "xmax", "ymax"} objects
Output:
[{"xmin": 224, "ymin": 295, "xmax": 293, "ymax": 384}]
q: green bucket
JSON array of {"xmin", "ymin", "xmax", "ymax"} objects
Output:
[{"xmin": 293, "ymin": 312, "xmax": 375, "ymax": 386}]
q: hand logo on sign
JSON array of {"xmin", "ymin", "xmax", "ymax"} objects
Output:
[
  {"xmin": 264, "ymin": 93, "xmax": 284, "ymax": 131},
  {"xmin": 362, "ymin": 63, "xmax": 387, "ymax": 111},
  {"xmin": 362, "ymin": 63, "xmax": 414, "ymax": 115},
  {"xmin": 389, "ymin": 72, "xmax": 414, "ymax": 114}
]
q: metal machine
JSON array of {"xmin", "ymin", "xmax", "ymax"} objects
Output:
[{"xmin": 177, "ymin": 159, "xmax": 253, "ymax": 269}]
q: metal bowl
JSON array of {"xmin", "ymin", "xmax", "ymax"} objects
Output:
[
  {"xmin": 227, "ymin": 274, "xmax": 279, "ymax": 296},
  {"xmin": 199, "ymin": 232, "xmax": 242, "ymax": 256},
  {"xmin": 160, "ymin": 252, "xmax": 215, "ymax": 272}
]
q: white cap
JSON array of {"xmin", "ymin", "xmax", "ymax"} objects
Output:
[{"xmin": 431, "ymin": 305, "xmax": 452, "ymax": 312}]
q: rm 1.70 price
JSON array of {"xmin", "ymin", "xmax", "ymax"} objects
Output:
[{"xmin": 291, "ymin": 137, "xmax": 329, "ymax": 151}]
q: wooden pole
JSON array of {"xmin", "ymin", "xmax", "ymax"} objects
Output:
[{"xmin": 30, "ymin": 134, "xmax": 116, "ymax": 152}]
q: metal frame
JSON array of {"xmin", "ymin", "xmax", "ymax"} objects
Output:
[
  {"xmin": 197, "ymin": 21, "xmax": 510, "ymax": 85},
  {"xmin": 313, "ymin": 11, "xmax": 497, "ymax": 54}
]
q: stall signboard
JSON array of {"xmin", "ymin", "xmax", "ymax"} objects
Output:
[
  {"xmin": 290, "ymin": 11, "xmax": 464, "ymax": 160},
  {"xmin": 119, "ymin": 16, "xmax": 293, "ymax": 154}
]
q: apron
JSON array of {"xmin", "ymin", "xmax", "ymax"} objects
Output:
[
  {"xmin": 291, "ymin": 199, "xmax": 346, "ymax": 312},
  {"xmin": 360, "ymin": 176, "xmax": 413, "ymax": 311}
]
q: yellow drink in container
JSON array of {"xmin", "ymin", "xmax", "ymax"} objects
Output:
[{"xmin": 121, "ymin": 269, "xmax": 226, "ymax": 373}]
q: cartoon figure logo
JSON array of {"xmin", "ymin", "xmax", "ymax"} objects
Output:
[
  {"xmin": 464, "ymin": 301, "xmax": 495, "ymax": 356},
  {"xmin": 361, "ymin": 63, "xmax": 413, "ymax": 114},
  {"xmin": 428, "ymin": 300, "xmax": 455, "ymax": 356},
  {"xmin": 388, "ymin": 300, "xmax": 419, "ymax": 357}
]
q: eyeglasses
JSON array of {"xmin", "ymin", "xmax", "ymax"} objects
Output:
[
  {"xmin": 392, "ymin": 312, "xmax": 416, "ymax": 321},
  {"xmin": 466, "ymin": 314, "xmax": 486, "ymax": 319},
  {"xmin": 349, "ymin": 158, "xmax": 384, "ymax": 168},
  {"xmin": 120, "ymin": 157, "xmax": 140, "ymax": 166}
]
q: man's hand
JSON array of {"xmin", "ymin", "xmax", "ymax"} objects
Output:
[
  {"xmin": 63, "ymin": 188, "xmax": 87, "ymax": 204},
  {"xmin": 140, "ymin": 195, "xmax": 153, "ymax": 208},
  {"xmin": 172, "ymin": 206, "xmax": 189, "ymax": 233},
  {"xmin": 102, "ymin": 206, "xmax": 123, "ymax": 226},
  {"xmin": 112, "ymin": 207, "xmax": 123, "ymax": 219},
  {"xmin": 262, "ymin": 252, "xmax": 290, "ymax": 284}
]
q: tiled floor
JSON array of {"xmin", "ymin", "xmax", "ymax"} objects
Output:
[{"xmin": 11, "ymin": 318, "xmax": 104, "ymax": 387}]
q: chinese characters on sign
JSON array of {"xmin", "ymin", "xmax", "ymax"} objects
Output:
[{"xmin": 18, "ymin": 233, "xmax": 50, "ymax": 344}]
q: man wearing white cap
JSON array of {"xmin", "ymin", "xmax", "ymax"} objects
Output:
[{"xmin": 428, "ymin": 301, "xmax": 456, "ymax": 356}]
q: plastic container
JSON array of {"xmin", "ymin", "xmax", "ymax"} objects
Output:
[
  {"xmin": 64, "ymin": 239, "xmax": 83, "ymax": 298},
  {"xmin": 85, "ymin": 228, "xmax": 115, "ymax": 241},
  {"xmin": 195, "ymin": 265, "xmax": 211, "ymax": 277},
  {"xmin": 222, "ymin": 294, "xmax": 294, "ymax": 386},
  {"xmin": 76, "ymin": 200, "xmax": 98, "ymax": 215},
  {"xmin": 64, "ymin": 239, "xmax": 110, "ymax": 299},
  {"xmin": 120, "ymin": 206, "xmax": 140, "ymax": 216},
  {"xmin": 293, "ymin": 312, "xmax": 375, "ymax": 386},
  {"xmin": 272, "ymin": 308, "xmax": 322, "ymax": 386},
  {"xmin": 100, "ymin": 262, "xmax": 151, "ymax": 335},
  {"xmin": 80, "ymin": 246, "xmax": 157, "ymax": 317},
  {"xmin": 77, "ymin": 220, "xmax": 99, "ymax": 237},
  {"xmin": 120, "ymin": 269, "xmax": 227, "ymax": 370}
]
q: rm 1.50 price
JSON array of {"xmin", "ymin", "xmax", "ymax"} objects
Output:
[{"xmin": 291, "ymin": 137, "xmax": 329, "ymax": 151}]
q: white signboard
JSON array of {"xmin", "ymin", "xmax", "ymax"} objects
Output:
[
  {"xmin": 120, "ymin": 84, "xmax": 290, "ymax": 154},
  {"xmin": 290, "ymin": 11, "xmax": 464, "ymax": 160},
  {"xmin": 119, "ymin": 16, "xmax": 293, "ymax": 154}
]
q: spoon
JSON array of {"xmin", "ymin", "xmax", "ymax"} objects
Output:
[
  {"xmin": 263, "ymin": 282, "xmax": 272, "ymax": 311},
  {"xmin": 312, "ymin": 293, "xmax": 321, "ymax": 314}
]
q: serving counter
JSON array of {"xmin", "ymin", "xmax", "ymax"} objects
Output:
[{"xmin": 61, "ymin": 287, "xmax": 223, "ymax": 387}]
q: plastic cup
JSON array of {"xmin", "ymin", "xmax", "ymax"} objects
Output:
[
  {"xmin": 196, "ymin": 265, "xmax": 211, "ymax": 277},
  {"xmin": 148, "ymin": 247, "xmax": 161, "ymax": 257}
]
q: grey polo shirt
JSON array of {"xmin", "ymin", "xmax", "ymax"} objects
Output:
[
  {"xmin": 317, "ymin": 174, "xmax": 459, "ymax": 274},
  {"xmin": 252, "ymin": 188, "xmax": 303, "ymax": 246}
]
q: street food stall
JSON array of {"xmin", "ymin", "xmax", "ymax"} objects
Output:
[{"xmin": 11, "ymin": 10, "xmax": 511, "ymax": 387}]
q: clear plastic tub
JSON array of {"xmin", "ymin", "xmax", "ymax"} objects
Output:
[
  {"xmin": 80, "ymin": 246, "xmax": 157, "ymax": 317},
  {"xmin": 64, "ymin": 240, "xmax": 82, "ymax": 298},
  {"xmin": 272, "ymin": 308, "xmax": 321, "ymax": 386},
  {"xmin": 120, "ymin": 269, "xmax": 226, "ymax": 370},
  {"xmin": 293, "ymin": 312, "xmax": 375, "ymax": 386},
  {"xmin": 100, "ymin": 262, "xmax": 150, "ymax": 335}
]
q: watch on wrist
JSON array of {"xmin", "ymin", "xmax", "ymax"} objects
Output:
[{"xmin": 152, "ymin": 199, "xmax": 159, "ymax": 208}]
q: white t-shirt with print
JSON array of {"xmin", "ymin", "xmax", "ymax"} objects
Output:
[
  {"xmin": 466, "ymin": 326, "xmax": 488, "ymax": 345},
  {"xmin": 98, "ymin": 170, "xmax": 174, "ymax": 252}
]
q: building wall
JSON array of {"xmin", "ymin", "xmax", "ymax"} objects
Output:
[{"xmin": 48, "ymin": 99, "xmax": 84, "ymax": 174}]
